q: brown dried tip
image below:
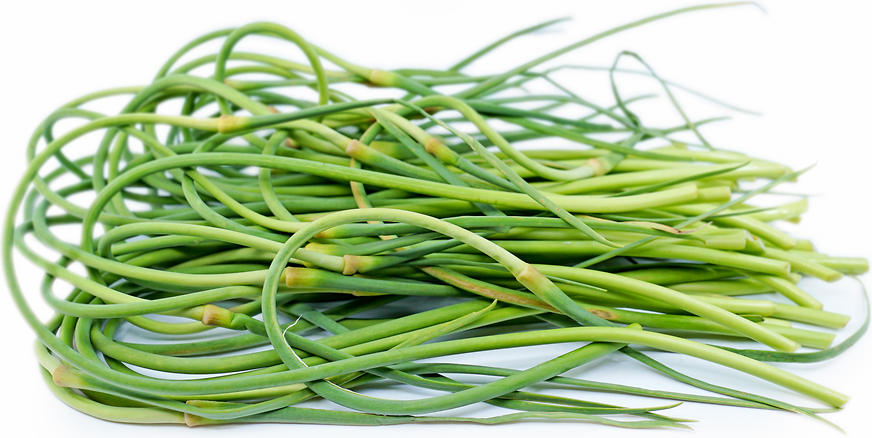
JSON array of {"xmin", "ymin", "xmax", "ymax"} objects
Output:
[
  {"xmin": 201, "ymin": 304, "xmax": 234, "ymax": 328},
  {"xmin": 51, "ymin": 364, "xmax": 84, "ymax": 388},
  {"xmin": 266, "ymin": 106, "xmax": 280, "ymax": 114},
  {"xmin": 589, "ymin": 308, "xmax": 619, "ymax": 321}
]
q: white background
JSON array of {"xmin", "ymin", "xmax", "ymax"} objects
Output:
[{"xmin": 0, "ymin": 1, "xmax": 870, "ymax": 437}]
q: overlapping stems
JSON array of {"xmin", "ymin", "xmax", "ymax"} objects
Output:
[{"xmin": 3, "ymin": 2, "xmax": 867, "ymax": 430}]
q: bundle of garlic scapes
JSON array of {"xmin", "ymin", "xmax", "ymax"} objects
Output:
[{"xmin": 3, "ymin": 2, "xmax": 867, "ymax": 431}]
